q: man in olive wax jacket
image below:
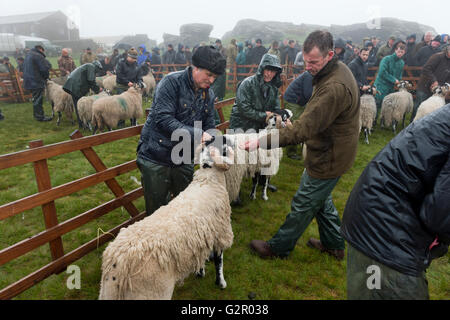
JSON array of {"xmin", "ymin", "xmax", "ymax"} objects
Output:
[{"xmin": 246, "ymin": 31, "xmax": 360, "ymax": 261}]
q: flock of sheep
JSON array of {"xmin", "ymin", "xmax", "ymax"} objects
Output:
[
  {"xmin": 45, "ymin": 71, "xmax": 156, "ymax": 133},
  {"xmin": 359, "ymin": 80, "xmax": 449, "ymax": 144},
  {"xmin": 42, "ymin": 69, "xmax": 449, "ymax": 300}
]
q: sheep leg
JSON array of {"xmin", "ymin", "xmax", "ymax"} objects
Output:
[
  {"xmin": 261, "ymin": 175, "xmax": 269, "ymax": 201},
  {"xmin": 196, "ymin": 268, "xmax": 206, "ymax": 278},
  {"xmin": 250, "ymin": 173, "xmax": 259, "ymax": 200},
  {"xmin": 57, "ymin": 111, "xmax": 62, "ymax": 126},
  {"xmin": 392, "ymin": 121, "xmax": 397, "ymax": 134},
  {"xmin": 213, "ymin": 250, "xmax": 227, "ymax": 289},
  {"xmin": 51, "ymin": 102, "xmax": 55, "ymax": 118},
  {"xmin": 364, "ymin": 128, "xmax": 369, "ymax": 144},
  {"xmin": 92, "ymin": 124, "xmax": 98, "ymax": 135},
  {"xmin": 402, "ymin": 113, "xmax": 406, "ymax": 128}
]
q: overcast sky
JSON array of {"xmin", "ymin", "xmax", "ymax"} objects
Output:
[{"xmin": 1, "ymin": 0, "xmax": 449, "ymax": 43}]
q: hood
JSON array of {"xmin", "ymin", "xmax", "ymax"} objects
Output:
[
  {"xmin": 335, "ymin": 38, "xmax": 346, "ymax": 49},
  {"xmin": 237, "ymin": 42, "xmax": 244, "ymax": 52},
  {"xmin": 256, "ymin": 53, "xmax": 282, "ymax": 87},
  {"xmin": 178, "ymin": 44, "xmax": 184, "ymax": 51},
  {"xmin": 139, "ymin": 44, "xmax": 147, "ymax": 53}
]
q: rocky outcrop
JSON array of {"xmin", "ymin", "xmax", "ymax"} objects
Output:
[
  {"xmin": 222, "ymin": 18, "xmax": 436, "ymax": 46},
  {"xmin": 180, "ymin": 23, "xmax": 213, "ymax": 48}
]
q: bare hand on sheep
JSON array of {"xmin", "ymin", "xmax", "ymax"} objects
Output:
[
  {"xmin": 128, "ymin": 82, "xmax": 134, "ymax": 87},
  {"xmin": 265, "ymin": 111, "xmax": 274, "ymax": 123},
  {"xmin": 239, "ymin": 138, "xmax": 259, "ymax": 151},
  {"xmin": 430, "ymin": 81, "xmax": 439, "ymax": 91}
]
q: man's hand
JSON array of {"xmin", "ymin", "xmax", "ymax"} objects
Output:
[
  {"xmin": 430, "ymin": 81, "xmax": 439, "ymax": 91},
  {"xmin": 128, "ymin": 82, "xmax": 133, "ymax": 87},
  {"xmin": 239, "ymin": 138, "xmax": 259, "ymax": 151},
  {"xmin": 362, "ymin": 85, "xmax": 370, "ymax": 91}
]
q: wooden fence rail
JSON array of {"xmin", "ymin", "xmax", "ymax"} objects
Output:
[
  {"xmin": 0, "ymin": 126, "xmax": 147, "ymax": 299},
  {"xmin": 0, "ymin": 95, "xmax": 252, "ymax": 299}
]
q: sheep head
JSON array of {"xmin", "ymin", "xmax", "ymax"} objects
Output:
[
  {"xmin": 198, "ymin": 136, "xmax": 235, "ymax": 171},
  {"xmin": 266, "ymin": 109, "xmax": 293, "ymax": 129},
  {"xmin": 397, "ymin": 80, "xmax": 412, "ymax": 91}
]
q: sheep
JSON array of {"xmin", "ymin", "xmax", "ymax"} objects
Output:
[
  {"xmin": 102, "ymin": 75, "xmax": 117, "ymax": 92},
  {"xmin": 77, "ymin": 91, "xmax": 110, "ymax": 131},
  {"xmin": 96, "ymin": 74, "xmax": 113, "ymax": 89},
  {"xmin": 413, "ymin": 84, "xmax": 449, "ymax": 122},
  {"xmin": 45, "ymin": 80, "xmax": 74, "ymax": 126},
  {"xmin": 224, "ymin": 109, "xmax": 292, "ymax": 201},
  {"xmin": 359, "ymin": 86, "xmax": 377, "ymax": 144},
  {"xmin": 99, "ymin": 137, "xmax": 236, "ymax": 300},
  {"xmin": 91, "ymin": 85, "xmax": 143, "ymax": 134},
  {"xmin": 50, "ymin": 75, "xmax": 68, "ymax": 86},
  {"xmin": 142, "ymin": 71, "xmax": 156, "ymax": 102},
  {"xmin": 380, "ymin": 80, "xmax": 414, "ymax": 133}
]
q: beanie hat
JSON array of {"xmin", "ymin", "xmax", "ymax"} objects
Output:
[
  {"xmin": 128, "ymin": 48, "xmax": 138, "ymax": 59},
  {"xmin": 432, "ymin": 35, "xmax": 441, "ymax": 43},
  {"xmin": 192, "ymin": 45, "xmax": 226, "ymax": 75}
]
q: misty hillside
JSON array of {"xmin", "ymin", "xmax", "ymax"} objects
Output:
[{"xmin": 221, "ymin": 17, "xmax": 436, "ymax": 45}]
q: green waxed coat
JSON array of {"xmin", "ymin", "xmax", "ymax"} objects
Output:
[
  {"xmin": 229, "ymin": 53, "xmax": 282, "ymax": 131},
  {"xmin": 374, "ymin": 53, "xmax": 404, "ymax": 102},
  {"xmin": 63, "ymin": 63, "xmax": 100, "ymax": 98}
]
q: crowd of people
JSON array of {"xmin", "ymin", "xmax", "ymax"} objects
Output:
[{"xmin": 1, "ymin": 29, "xmax": 449, "ymax": 301}]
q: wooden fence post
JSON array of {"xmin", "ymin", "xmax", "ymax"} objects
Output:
[
  {"xmin": 70, "ymin": 130, "xmax": 140, "ymax": 218},
  {"xmin": 29, "ymin": 140, "xmax": 65, "ymax": 266}
]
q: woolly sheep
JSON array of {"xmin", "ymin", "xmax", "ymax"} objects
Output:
[
  {"xmin": 45, "ymin": 80, "xmax": 74, "ymax": 126},
  {"xmin": 50, "ymin": 75, "xmax": 68, "ymax": 86},
  {"xmin": 99, "ymin": 138, "xmax": 236, "ymax": 300},
  {"xmin": 359, "ymin": 86, "xmax": 377, "ymax": 144},
  {"xmin": 224, "ymin": 109, "xmax": 291, "ymax": 202},
  {"xmin": 413, "ymin": 84, "xmax": 449, "ymax": 122},
  {"xmin": 142, "ymin": 72, "xmax": 156, "ymax": 102},
  {"xmin": 91, "ymin": 86, "xmax": 143, "ymax": 134},
  {"xmin": 77, "ymin": 91, "xmax": 110, "ymax": 131},
  {"xmin": 380, "ymin": 81, "xmax": 414, "ymax": 133},
  {"xmin": 102, "ymin": 75, "xmax": 117, "ymax": 92},
  {"xmin": 96, "ymin": 74, "xmax": 113, "ymax": 89}
]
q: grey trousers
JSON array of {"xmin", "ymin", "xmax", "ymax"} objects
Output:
[{"xmin": 346, "ymin": 244, "xmax": 429, "ymax": 300}]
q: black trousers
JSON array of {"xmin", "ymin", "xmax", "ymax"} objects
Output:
[{"xmin": 31, "ymin": 88, "xmax": 45, "ymax": 119}]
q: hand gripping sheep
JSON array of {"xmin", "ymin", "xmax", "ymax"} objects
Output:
[
  {"xmin": 99, "ymin": 136, "xmax": 236, "ymax": 300},
  {"xmin": 380, "ymin": 80, "xmax": 414, "ymax": 133},
  {"xmin": 413, "ymin": 83, "xmax": 450, "ymax": 122},
  {"xmin": 359, "ymin": 86, "xmax": 377, "ymax": 144}
]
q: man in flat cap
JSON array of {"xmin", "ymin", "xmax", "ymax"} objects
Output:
[{"xmin": 136, "ymin": 45, "xmax": 226, "ymax": 216}]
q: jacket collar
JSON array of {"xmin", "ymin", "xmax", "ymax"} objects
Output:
[
  {"xmin": 31, "ymin": 47, "xmax": 46, "ymax": 58},
  {"xmin": 313, "ymin": 56, "xmax": 338, "ymax": 85}
]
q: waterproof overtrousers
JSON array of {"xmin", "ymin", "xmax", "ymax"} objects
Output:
[{"xmin": 268, "ymin": 169, "xmax": 344, "ymax": 257}]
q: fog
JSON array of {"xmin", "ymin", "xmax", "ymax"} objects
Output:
[{"xmin": 1, "ymin": 0, "xmax": 448, "ymax": 43}]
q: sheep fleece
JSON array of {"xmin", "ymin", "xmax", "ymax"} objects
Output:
[{"xmin": 99, "ymin": 168, "xmax": 233, "ymax": 300}]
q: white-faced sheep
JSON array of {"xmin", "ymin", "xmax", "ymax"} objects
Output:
[
  {"xmin": 77, "ymin": 91, "xmax": 110, "ymax": 131},
  {"xmin": 359, "ymin": 86, "xmax": 377, "ymax": 144},
  {"xmin": 91, "ymin": 86, "xmax": 143, "ymax": 134},
  {"xmin": 142, "ymin": 72, "xmax": 156, "ymax": 102},
  {"xmin": 225, "ymin": 109, "xmax": 292, "ymax": 201},
  {"xmin": 99, "ymin": 137, "xmax": 236, "ymax": 300},
  {"xmin": 380, "ymin": 80, "xmax": 414, "ymax": 133},
  {"xmin": 45, "ymin": 80, "xmax": 74, "ymax": 125},
  {"xmin": 413, "ymin": 83, "xmax": 449, "ymax": 122}
]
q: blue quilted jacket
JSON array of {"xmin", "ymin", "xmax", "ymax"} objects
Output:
[{"xmin": 137, "ymin": 67, "xmax": 216, "ymax": 167}]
